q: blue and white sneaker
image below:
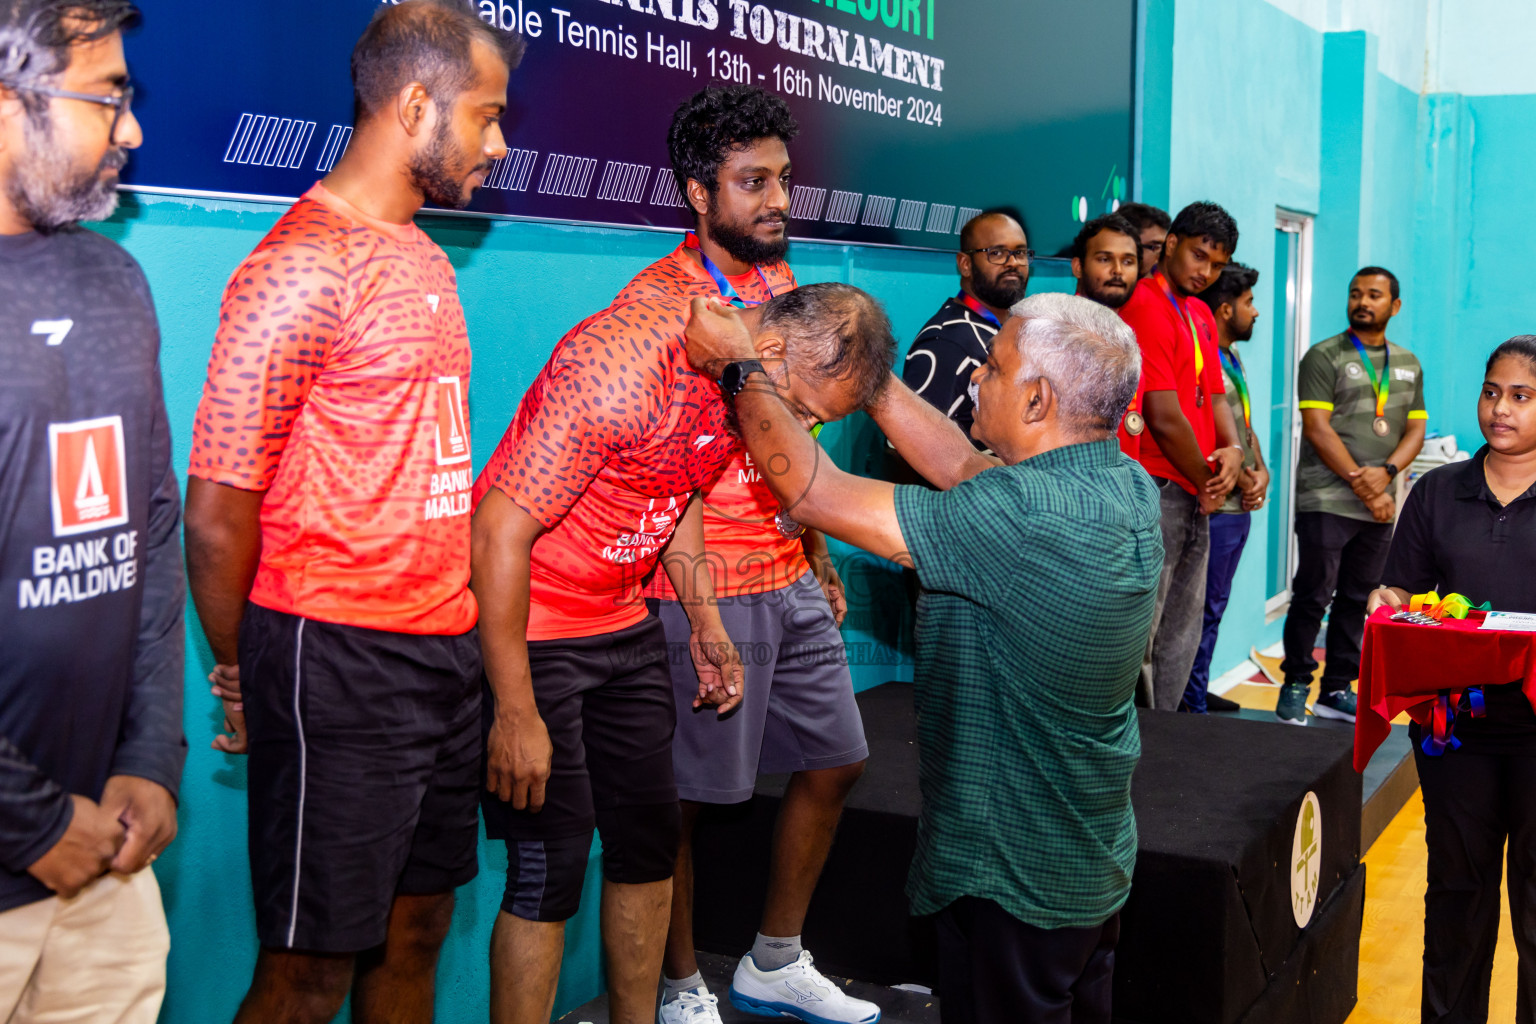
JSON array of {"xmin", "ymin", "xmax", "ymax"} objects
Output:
[
  {"xmin": 1313, "ymin": 688, "xmax": 1357, "ymax": 722},
  {"xmin": 657, "ymin": 984, "xmax": 723, "ymax": 1024},
  {"xmin": 729, "ymin": 950, "xmax": 881, "ymax": 1024}
]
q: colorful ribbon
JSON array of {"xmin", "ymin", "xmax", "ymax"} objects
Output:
[
  {"xmin": 955, "ymin": 290, "xmax": 1002, "ymax": 328},
  {"xmin": 1419, "ymin": 686, "xmax": 1488, "ymax": 757},
  {"xmin": 1220, "ymin": 348, "xmax": 1251, "ymax": 431},
  {"xmin": 684, "ymin": 232, "xmax": 777, "ymax": 307},
  {"xmin": 1153, "ymin": 270, "xmax": 1205, "ymax": 393},
  {"xmin": 1347, "ymin": 331, "xmax": 1391, "ymax": 420},
  {"xmin": 1408, "ymin": 592, "xmax": 1486, "ymax": 620}
]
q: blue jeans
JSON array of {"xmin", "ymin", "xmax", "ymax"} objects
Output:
[{"xmin": 1183, "ymin": 512, "xmax": 1252, "ymax": 713}]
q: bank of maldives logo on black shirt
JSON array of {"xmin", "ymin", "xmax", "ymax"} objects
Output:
[{"xmin": 48, "ymin": 416, "xmax": 129, "ymax": 536}]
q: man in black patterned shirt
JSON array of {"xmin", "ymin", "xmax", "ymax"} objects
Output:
[{"xmin": 901, "ymin": 211, "xmax": 1030, "ymax": 449}]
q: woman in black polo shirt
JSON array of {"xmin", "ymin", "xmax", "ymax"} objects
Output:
[{"xmin": 1366, "ymin": 335, "xmax": 1536, "ymax": 1023}]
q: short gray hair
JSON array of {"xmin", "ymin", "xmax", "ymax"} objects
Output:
[{"xmin": 1007, "ymin": 292, "xmax": 1141, "ymax": 433}]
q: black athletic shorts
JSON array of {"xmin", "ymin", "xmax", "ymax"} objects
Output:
[
  {"xmin": 240, "ymin": 603, "xmax": 482, "ymax": 954},
  {"xmin": 480, "ymin": 615, "xmax": 676, "ymax": 842}
]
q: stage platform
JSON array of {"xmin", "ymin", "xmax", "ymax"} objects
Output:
[{"xmin": 559, "ymin": 682, "xmax": 1413, "ymax": 1023}]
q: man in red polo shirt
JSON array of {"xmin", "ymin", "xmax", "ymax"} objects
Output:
[{"xmin": 1118, "ymin": 202, "xmax": 1244, "ymax": 711}]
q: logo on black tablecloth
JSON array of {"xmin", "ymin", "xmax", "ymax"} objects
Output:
[{"xmin": 1290, "ymin": 791, "xmax": 1322, "ymax": 928}]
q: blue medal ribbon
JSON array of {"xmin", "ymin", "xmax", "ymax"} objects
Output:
[
  {"xmin": 1421, "ymin": 690, "xmax": 1463, "ymax": 756},
  {"xmin": 685, "ymin": 232, "xmax": 777, "ymax": 307}
]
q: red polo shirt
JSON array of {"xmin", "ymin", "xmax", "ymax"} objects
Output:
[{"xmin": 1118, "ymin": 274, "xmax": 1226, "ymax": 493}]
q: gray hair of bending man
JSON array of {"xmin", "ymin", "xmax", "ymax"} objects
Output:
[
  {"xmin": 1007, "ymin": 292, "xmax": 1142, "ymax": 433},
  {"xmin": 759, "ymin": 282, "xmax": 897, "ymax": 409}
]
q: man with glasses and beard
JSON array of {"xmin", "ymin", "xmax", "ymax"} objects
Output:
[
  {"xmin": 902, "ymin": 210, "xmax": 1031, "ymax": 448},
  {"xmin": 0, "ymin": 2, "xmax": 185, "ymax": 1019},
  {"xmin": 183, "ymin": 3, "xmax": 522, "ymax": 1021},
  {"xmin": 1069, "ymin": 213, "xmax": 1144, "ymax": 457}
]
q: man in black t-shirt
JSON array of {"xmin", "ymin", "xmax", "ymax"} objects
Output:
[
  {"xmin": 0, "ymin": 3, "xmax": 185, "ymax": 1019},
  {"xmin": 901, "ymin": 210, "xmax": 1030, "ymax": 449}
]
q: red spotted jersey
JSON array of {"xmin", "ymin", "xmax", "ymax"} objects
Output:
[
  {"xmin": 189, "ymin": 184, "xmax": 476, "ymax": 635},
  {"xmin": 474, "ymin": 243, "xmax": 794, "ymax": 640}
]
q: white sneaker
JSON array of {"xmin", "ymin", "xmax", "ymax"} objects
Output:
[
  {"xmin": 729, "ymin": 950, "xmax": 881, "ymax": 1024},
  {"xmin": 657, "ymin": 985, "xmax": 723, "ymax": 1024}
]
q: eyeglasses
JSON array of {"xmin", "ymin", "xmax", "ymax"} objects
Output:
[
  {"xmin": 963, "ymin": 246, "xmax": 1035, "ymax": 266},
  {"xmin": 18, "ymin": 82, "xmax": 134, "ymax": 138}
]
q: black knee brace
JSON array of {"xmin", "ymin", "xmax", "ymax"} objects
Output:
[
  {"xmin": 500, "ymin": 832, "xmax": 594, "ymax": 922},
  {"xmin": 597, "ymin": 802, "xmax": 682, "ymax": 885}
]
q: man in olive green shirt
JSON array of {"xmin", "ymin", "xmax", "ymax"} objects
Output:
[
  {"xmin": 1186, "ymin": 263, "xmax": 1269, "ymax": 713},
  {"xmin": 682, "ymin": 291, "xmax": 1161, "ymax": 1024},
  {"xmin": 1279, "ymin": 267, "xmax": 1427, "ymax": 725}
]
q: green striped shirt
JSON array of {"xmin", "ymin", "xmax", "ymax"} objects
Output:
[{"xmin": 894, "ymin": 439, "xmax": 1163, "ymax": 929}]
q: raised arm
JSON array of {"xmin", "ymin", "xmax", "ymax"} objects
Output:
[{"xmin": 865, "ymin": 372, "xmax": 1000, "ymax": 489}]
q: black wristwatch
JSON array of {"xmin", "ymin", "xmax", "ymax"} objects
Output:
[
  {"xmin": 1384, "ymin": 462, "xmax": 1400, "ymax": 480},
  {"xmin": 719, "ymin": 359, "xmax": 767, "ymax": 398}
]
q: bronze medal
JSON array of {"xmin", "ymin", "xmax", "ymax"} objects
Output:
[
  {"xmin": 1372, "ymin": 416, "xmax": 1390, "ymax": 437},
  {"xmin": 1124, "ymin": 411, "xmax": 1145, "ymax": 437},
  {"xmin": 775, "ymin": 510, "xmax": 805, "ymax": 539},
  {"xmin": 1195, "ymin": 385, "xmax": 1205, "ymax": 408}
]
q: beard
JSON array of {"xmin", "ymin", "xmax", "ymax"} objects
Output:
[
  {"xmin": 1231, "ymin": 316, "xmax": 1255, "ymax": 342},
  {"xmin": 1348, "ymin": 307, "xmax": 1378, "ymax": 327},
  {"xmin": 1081, "ymin": 275, "xmax": 1133, "ymax": 310},
  {"xmin": 972, "ymin": 267, "xmax": 1028, "ymax": 310},
  {"xmin": 6, "ymin": 114, "xmax": 125, "ymax": 233},
  {"xmin": 707, "ymin": 200, "xmax": 790, "ymax": 265},
  {"xmin": 409, "ymin": 118, "xmax": 492, "ymax": 210}
]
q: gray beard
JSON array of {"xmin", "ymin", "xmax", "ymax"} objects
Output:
[{"xmin": 6, "ymin": 114, "xmax": 123, "ymax": 233}]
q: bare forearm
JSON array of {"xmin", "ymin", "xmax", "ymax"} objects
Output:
[
  {"xmin": 734, "ymin": 385, "xmax": 909, "ymax": 564},
  {"xmin": 660, "ymin": 494, "xmax": 724, "ymax": 629},
  {"xmin": 865, "ymin": 372, "xmax": 998, "ymax": 489},
  {"xmin": 1389, "ymin": 421, "xmax": 1427, "ymax": 469},
  {"xmin": 1213, "ymin": 398, "xmax": 1240, "ymax": 449},
  {"xmin": 183, "ymin": 477, "xmax": 263, "ymax": 665},
  {"xmin": 471, "ymin": 493, "xmax": 541, "ymax": 720}
]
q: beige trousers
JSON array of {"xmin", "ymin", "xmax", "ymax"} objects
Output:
[{"xmin": 0, "ymin": 868, "xmax": 169, "ymax": 1024}]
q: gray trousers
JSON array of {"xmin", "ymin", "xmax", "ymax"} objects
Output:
[{"xmin": 1141, "ymin": 479, "xmax": 1212, "ymax": 711}]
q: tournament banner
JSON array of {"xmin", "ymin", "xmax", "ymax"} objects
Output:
[{"xmin": 121, "ymin": 0, "xmax": 1134, "ymax": 254}]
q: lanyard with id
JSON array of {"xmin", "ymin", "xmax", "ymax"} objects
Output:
[
  {"xmin": 1153, "ymin": 271, "xmax": 1207, "ymax": 407},
  {"xmin": 1347, "ymin": 331, "xmax": 1393, "ymax": 437},
  {"xmin": 955, "ymin": 291, "xmax": 1002, "ymax": 328}
]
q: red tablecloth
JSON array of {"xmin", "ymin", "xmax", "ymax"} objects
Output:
[{"xmin": 1355, "ymin": 607, "xmax": 1536, "ymax": 771}]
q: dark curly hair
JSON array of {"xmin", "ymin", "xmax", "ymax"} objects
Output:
[
  {"xmin": 0, "ymin": 0, "xmax": 139, "ymax": 117},
  {"xmin": 668, "ymin": 85, "xmax": 799, "ymax": 217},
  {"xmin": 1197, "ymin": 261, "xmax": 1260, "ymax": 313},
  {"xmin": 1169, "ymin": 200, "xmax": 1239, "ymax": 256}
]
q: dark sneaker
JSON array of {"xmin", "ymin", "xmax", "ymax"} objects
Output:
[
  {"xmin": 1206, "ymin": 692, "xmax": 1241, "ymax": 713},
  {"xmin": 1275, "ymin": 683, "xmax": 1310, "ymax": 725},
  {"xmin": 1312, "ymin": 688, "xmax": 1357, "ymax": 723}
]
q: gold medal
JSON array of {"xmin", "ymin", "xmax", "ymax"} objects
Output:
[
  {"xmin": 775, "ymin": 510, "xmax": 805, "ymax": 539},
  {"xmin": 1372, "ymin": 416, "xmax": 1390, "ymax": 437},
  {"xmin": 1124, "ymin": 411, "xmax": 1145, "ymax": 437}
]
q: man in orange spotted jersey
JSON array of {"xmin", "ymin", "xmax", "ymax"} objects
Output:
[
  {"xmin": 182, "ymin": 5, "xmax": 521, "ymax": 1022},
  {"xmin": 471, "ymin": 88, "xmax": 893, "ymax": 1024}
]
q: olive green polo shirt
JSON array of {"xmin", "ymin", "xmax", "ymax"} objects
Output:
[
  {"xmin": 893, "ymin": 439, "xmax": 1163, "ymax": 929},
  {"xmin": 1296, "ymin": 332, "xmax": 1426, "ymax": 521}
]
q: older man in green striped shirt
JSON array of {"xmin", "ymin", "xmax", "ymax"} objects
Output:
[{"xmin": 683, "ymin": 290, "xmax": 1163, "ymax": 1024}]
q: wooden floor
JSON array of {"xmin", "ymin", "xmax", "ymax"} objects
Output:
[{"xmin": 1216, "ymin": 651, "xmax": 1519, "ymax": 1021}]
